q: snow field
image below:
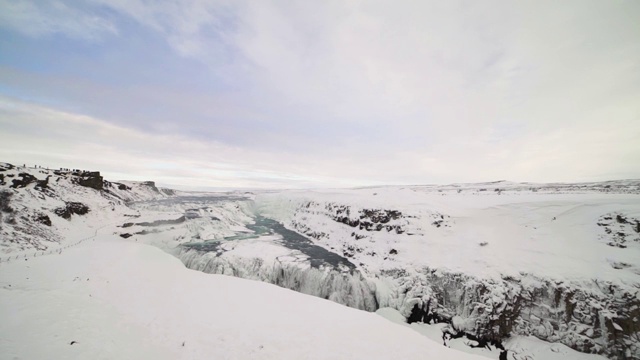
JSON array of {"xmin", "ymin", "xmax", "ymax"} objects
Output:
[{"xmin": 0, "ymin": 234, "xmax": 487, "ymax": 360}]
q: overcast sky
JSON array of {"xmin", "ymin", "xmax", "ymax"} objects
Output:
[{"xmin": 1, "ymin": 1, "xmax": 639, "ymax": 188}]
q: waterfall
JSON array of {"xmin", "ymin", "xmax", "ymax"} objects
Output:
[{"xmin": 175, "ymin": 247, "xmax": 380, "ymax": 311}]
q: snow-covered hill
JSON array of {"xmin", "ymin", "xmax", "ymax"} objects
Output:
[{"xmin": 0, "ymin": 162, "xmax": 175, "ymax": 254}]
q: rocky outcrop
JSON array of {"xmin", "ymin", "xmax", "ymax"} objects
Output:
[
  {"xmin": 76, "ymin": 171, "xmax": 103, "ymax": 191},
  {"xmin": 54, "ymin": 202, "xmax": 90, "ymax": 219},
  {"xmin": 379, "ymin": 269, "xmax": 640, "ymax": 359},
  {"xmin": 0, "ymin": 163, "xmax": 13, "ymax": 171},
  {"xmin": 0, "ymin": 162, "xmax": 178, "ymax": 253},
  {"xmin": 35, "ymin": 175, "xmax": 51, "ymax": 191},
  {"xmin": 162, "ymin": 188, "xmax": 176, "ymax": 196},
  {"xmin": 0, "ymin": 190, "xmax": 13, "ymax": 213},
  {"xmin": 10, "ymin": 173, "xmax": 37, "ymax": 188},
  {"xmin": 35, "ymin": 213, "xmax": 52, "ymax": 226},
  {"xmin": 325, "ymin": 204, "xmax": 406, "ymax": 233},
  {"xmin": 141, "ymin": 181, "xmax": 159, "ymax": 193},
  {"xmin": 598, "ymin": 213, "xmax": 640, "ymax": 249}
]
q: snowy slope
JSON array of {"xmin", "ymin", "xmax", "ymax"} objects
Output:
[
  {"xmin": 0, "ymin": 233, "xmax": 487, "ymax": 360},
  {"xmin": 0, "ymin": 162, "xmax": 176, "ymax": 255}
]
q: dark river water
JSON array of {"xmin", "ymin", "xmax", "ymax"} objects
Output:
[
  {"xmin": 184, "ymin": 216, "xmax": 356, "ymax": 270},
  {"xmin": 134, "ymin": 195, "xmax": 355, "ymax": 269}
]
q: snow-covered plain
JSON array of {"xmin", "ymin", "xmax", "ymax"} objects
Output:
[
  {"xmin": 1, "ymin": 163, "xmax": 639, "ymax": 359},
  {"xmin": 256, "ymin": 184, "xmax": 640, "ymax": 282}
]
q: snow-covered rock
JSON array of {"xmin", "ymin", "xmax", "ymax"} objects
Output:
[{"xmin": 0, "ymin": 162, "xmax": 176, "ymax": 255}]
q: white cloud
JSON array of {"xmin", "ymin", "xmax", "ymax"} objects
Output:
[
  {"xmin": 0, "ymin": 96, "xmax": 374, "ymax": 188},
  {"xmin": 1, "ymin": 1, "xmax": 639, "ymax": 186},
  {"xmin": 92, "ymin": 0, "xmax": 236, "ymax": 57},
  {"xmin": 1, "ymin": 94, "xmax": 638, "ymax": 188},
  {"xmin": 0, "ymin": 1, "xmax": 117, "ymax": 40}
]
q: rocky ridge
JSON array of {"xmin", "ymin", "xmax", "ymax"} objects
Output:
[{"xmin": 0, "ymin": 162, "xmax": 175, "ymax": 252}]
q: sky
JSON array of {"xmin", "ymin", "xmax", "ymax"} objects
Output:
[{"xmin": 0, "ymin": 0, "xmax": 639, "ymax": 189}]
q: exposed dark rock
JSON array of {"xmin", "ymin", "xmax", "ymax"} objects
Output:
[
  {"xmin": 403, "ymin": 271, "xmax": 640, "ymax": 359},
  {"xmin": 408, "ymin": 303, "xmax": 428, "ymax": 324},
  {"xmin": 359, "ymin": 209, "xmax": 402, "ymax": 223},
  {"xmin": 135, "ymin": 229, "xmax": 159, "ymax": 235},
  {"xmin": 389, "ymin": 249, "xmax": 398, "ymax": 255},
  {"xmin": 54, "ymin": 202, "xmax": 89, "ymax": 219},
  {"xmin": 10, "ymin": 173, "xmax": 37, "ymax": 188},
  {"xmin": 324, "ymin": 204, "xmax": 407, "ymax": 233},
  {"xmin": 408, "ymin": 300, "xmax": 448, "ymax": 325},
  {"xmin": 35, "ymin": 175, "xmax": 51, "ymax": 191},
  {"xmin": 0, "ymin": 190, "xmax": 13, "ymax": 213},
  {"xmin": 76, "ymin": 171, "xmax": 103, "ymax": 190},
  {"xmin": 136, "ymin": 216, "xmax": 185, "ymax": 226},
  {"xmin": 608, "ymin": 242, "xmax": 627, "ymax": 248},
  {"xmin": 162, "ymin": 188, "xmax": 176, "ymax": 196},
  {"xmin": 35, "ymin": 213, "xmax": 52, "ymax": 226},
  {"xmin": 599, "ymin": 213, "xmax": 640, "ymax": 248},
  {"xmin": 141, "ymin": 181, "xmax": 160, "ymax": 193},
  {"xmin": 119, "ymin": 233, "xmax": 132, "ymax": 238},
  {"xmin": 338, "ymin": 216, "xmax": 360, "ymax": 227},
  {"xmin": 121, "ymin": 223, "xmax": 134, "ymax": 228},
  {"xmin": 117, "ymin": 183, "xmax": 130, "ymax": 191},
  {"xmin": 610, "ymin": 261, "xmax": 631, "ymax": 270}
]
